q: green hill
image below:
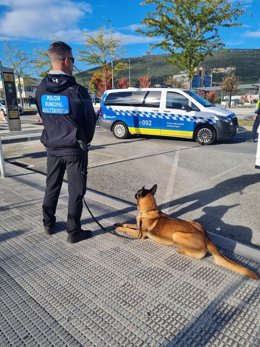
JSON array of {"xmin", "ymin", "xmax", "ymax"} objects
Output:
[
  {"xmin": 76, "ymin": 49, "xmax": 260, "ymax": 87},
  {"xmin": 203, "ymin": 49, "xmax": 260, "ymax": 84}
]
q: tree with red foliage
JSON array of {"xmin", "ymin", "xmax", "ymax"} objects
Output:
[
  {"xmin": 78, "ymin": 26, "xmax": 122, "ymax": 91},
  {"xmin": 206, "ymin": 91, "xmax": 217, "ymax": 103},
  {"xmin": 117, "ymin": 78, "xmax": 129, "ymax": 89},
  {"xmin": 196, "ymin": 91, "xmax": 205, "ymax": 98},
  {"xmin": 138, "ymin": 75, "xmax": 151, "ymax": 87},
  {"xmin": 90, "ymin": 69, "xmax": 112, "ymax": 97}
]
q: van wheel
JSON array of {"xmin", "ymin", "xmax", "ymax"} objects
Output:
[
  {"xmin": 194, "ymin": 125, "xmax": 216, "ymax": 145},
  {"xmin": 112, "ymin": 121, "xmax": 129, "ymax": 139}
]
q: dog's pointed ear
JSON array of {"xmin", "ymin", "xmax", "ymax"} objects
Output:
[
  {"xmin": 141, "ymin": 186, "xmax": 145, "ymax": 192},
  {"xmin": 150, "ymin": 184, "xmax": 157, "ymax": 195}
]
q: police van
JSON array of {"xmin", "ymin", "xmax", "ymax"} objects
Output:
[{"xmin": 99, "ymin": 88, "xmax": 238, "ymax": 145}]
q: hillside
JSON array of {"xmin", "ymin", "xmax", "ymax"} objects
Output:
[
  {"xmin": 76, "ymin": 49, "xmax": 260, "ymax": 87},
  {"xmin": 203, "ymin": 49, "xmax": 260, "ymax": 84}
]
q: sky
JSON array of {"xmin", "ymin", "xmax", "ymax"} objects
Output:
[{"xmin": 0, "ymin": 0, "xmax": 260, "ymax": 74}]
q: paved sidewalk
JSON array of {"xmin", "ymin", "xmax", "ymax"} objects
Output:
[{"xmin": 1, "ymin": 162, "xmax": 260, "ymax": 347}]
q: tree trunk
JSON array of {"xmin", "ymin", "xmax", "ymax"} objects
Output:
[
  {"xmin": 17, "ymin": 76, "xmax": 24, "ymax": 107},
  {"xmin": 229, "ymin": 93, "xmax": 232, "ymax": 108}
]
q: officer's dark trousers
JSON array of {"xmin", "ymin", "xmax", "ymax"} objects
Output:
[
  {"xmin": 43, "ymin": 152, "xmax": 87, "ymax": 234},
  {"xmin": 252, "ymin": 116, "xmax": 260, "ymax": 140}
]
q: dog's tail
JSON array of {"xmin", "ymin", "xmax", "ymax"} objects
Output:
[{"xmin": 206, "ymin": 239, "xmax": 259, "ymax": 280}]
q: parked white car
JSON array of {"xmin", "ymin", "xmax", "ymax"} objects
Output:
[{"xmin": 0, "ymin": 99, "xmax": 23, "ymax": 116}]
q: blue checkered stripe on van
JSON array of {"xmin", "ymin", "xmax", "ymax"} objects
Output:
[{"xmin": 107, "ymin": 108, "xmax": 217, "ymax": 124}]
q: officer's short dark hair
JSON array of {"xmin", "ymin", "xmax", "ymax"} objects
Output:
[{"xmin": 48, "ymin": 41, "xmax": 72, "ymax": 61}]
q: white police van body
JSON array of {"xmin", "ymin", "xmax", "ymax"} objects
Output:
[{"xmin": 99, "ymin": 88, "xmax": 238, "ymax": 145}]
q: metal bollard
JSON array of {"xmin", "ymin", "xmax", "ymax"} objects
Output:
[
  {"xmin": 255, "ymin": 126, "xmax": 260, "ymax": 169},
  {"xmin": 0, "ymin": 137, "xmax": 6, "ymax": 177}
]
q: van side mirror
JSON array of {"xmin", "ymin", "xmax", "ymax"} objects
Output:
[{"xmin": 182, "ymin": 105, "xmax": 192, "ymax": 112}]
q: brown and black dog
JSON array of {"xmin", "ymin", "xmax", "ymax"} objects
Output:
[{"xmin": 115, "ymin": 185, "xmax": 259, "ymax": 280}]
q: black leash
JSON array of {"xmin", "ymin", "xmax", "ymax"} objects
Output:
[
  {"xmin": 83, "ymin": 197, "xmax": 111, "ymax": 233},
  {"xmin": 83, "ymin": 197, "xmax": 136, "ymax": 240}
]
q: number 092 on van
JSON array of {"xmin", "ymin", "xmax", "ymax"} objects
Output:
[{"xmin": 99, "ymin": 88, "xmax": 238, "ymax": 145}]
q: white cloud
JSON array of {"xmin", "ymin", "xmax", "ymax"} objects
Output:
[
  {"xmin": 225, "ymin": 40, "xmax": 245, "ymax": 46},
  {"xmin": 0, "ymin": 0, "xmax": 92, "ymax": 40},
  {"xmin": 243, "ymin": 30, "xmax": 260, "ymax": 38},
  {"xmin": 45, "ymin": 29, "xmax": 87, "ymax": 43},
  {"xmin": 0, "ymin": 0, "xmax": 156, "ymax": 47},
  {"xmin": 113, "ymin": 32, "xmax": 160, "ymax": 45},
  {"xmin": 119, "ymin": 24, "xmax": 145, "ymax": 32}
]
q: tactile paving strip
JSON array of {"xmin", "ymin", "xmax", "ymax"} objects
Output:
[
  {"xmin": 0, "ymin": 267, "xmax": 84, "ymax": 347},
  {"xmin": 0, "ymin": 165, "xmax": 260, "ymax": 347}
]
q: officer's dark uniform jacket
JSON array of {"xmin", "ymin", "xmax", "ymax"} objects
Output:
[{"xmin": 36, "ymin": 71, "xmax": 96, "ymax": 156}]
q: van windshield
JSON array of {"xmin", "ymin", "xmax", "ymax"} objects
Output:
[{"xmin": 185, "ymin": 90, "xmax": 213, "ymax": 107}]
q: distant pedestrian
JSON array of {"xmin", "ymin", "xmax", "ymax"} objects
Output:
[
  {"xmin": 35, "ymin": 41, "xmax": 96, "ymax": 243},
  {"xmin": 252, "ymin": 99, "xmax": 260, "ymax": 142}
]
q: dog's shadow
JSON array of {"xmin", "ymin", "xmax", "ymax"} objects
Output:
[
  {"xmin": 195, "ymin": 205, "xmax": 253, "ymax": 245},
  {"xmin": 161, "ymin": 173, "xmax": 260, "ymax": 219}
]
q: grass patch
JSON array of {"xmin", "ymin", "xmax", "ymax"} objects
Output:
[{"xmin": 238, "ymin": 119, "xmax": 253, "ymax": 127}]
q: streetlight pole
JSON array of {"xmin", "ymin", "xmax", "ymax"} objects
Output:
[
  {"xmin": 128, "ymin": 60, "xmax": 131, "ymax": 87},
  {"xmin": 111, "ymin": 60, "xmax": 114, "ymax": 89},
  {"xmin": 107, "ymin": 19, "xmax": 114, "ymax": 89}
]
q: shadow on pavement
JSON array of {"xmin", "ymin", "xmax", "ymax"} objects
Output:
[
  {"xmin": 0, "ymin": 230, "xmax": 24, "ymax": 242},
  {"xmin": 162, "ymin": 173, "xmax": 260, "ymax": 218},
  {"xmin": 195, "ymin": 204, "xmax": 253, "ymax": 245}
]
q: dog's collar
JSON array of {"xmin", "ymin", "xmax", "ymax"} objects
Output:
[
  {"xmin": 138, "ymin": 208, "xmax": 160, "ymax": 214},
  {"xmin": 138, "ymin": 208, "xmax": 162, "ymax": 239}
]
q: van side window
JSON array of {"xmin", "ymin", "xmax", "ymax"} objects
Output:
[
  {"xmin": 191, "ymin": 102, "xmax": 200, "ymax": 111},
  {"xmin": 105, "ymin": 92, "xmax": 132, "ymax": 106},
  {"xmin": 166, "ymin": 92, "xmax": 189, "ymax": 109},
  {"xmin": 142, "ymin": 91, "xmax": 161, "ymax": 107},
  {"xmin": 104, "ymin": 91, "xmax": 161, "ymax": 107}
]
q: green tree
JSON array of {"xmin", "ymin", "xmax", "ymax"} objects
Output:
[
  {"xmin": 221, "ymin": 74, "xmax": 238, "ymax": 107},
  {"xmin": 78, "ymin": 26, "xmax": 122, "ymax": 90},
  {"xmin": 138, "ymin": 0, "xmax": 245, "ymax": 87},
  {"xmin": 2, "ymin": 42, "xmax": 32, "ymax": 106},
  {"xmin": 33, "ymin": 48, "xmax": 51, "ymax": 78}
]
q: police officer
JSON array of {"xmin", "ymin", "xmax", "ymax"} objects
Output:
[{"xmin": 36, "ymin": 41, "xmax": 96, "ymax": 243}]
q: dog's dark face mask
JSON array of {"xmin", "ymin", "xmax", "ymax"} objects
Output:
[{"xmin": 135, "ymin": 185, "xmax": 157, "ymax": 200}]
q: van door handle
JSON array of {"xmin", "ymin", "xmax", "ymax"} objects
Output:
[
  {"xmin": 163, "ymin": 110, "xmax": 170, "ymax": 113},
  {"xmin": 152, "ymin": 109, "xmax": 158, "ymax": 112}
]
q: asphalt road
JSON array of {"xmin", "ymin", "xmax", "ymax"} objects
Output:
[{"xmin": 2, "ymin": 124, "xmax": 257, "ymax": 200}]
